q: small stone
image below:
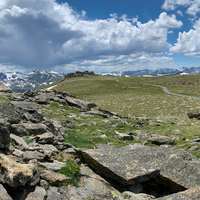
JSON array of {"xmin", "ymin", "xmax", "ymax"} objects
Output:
[
  {"xmin": 10, "ymin": 133, "xmax": 28, "ymax": 149},
  {"xmin": 12, "ymin": 149, "xmax": 23, "ymax": 157},
  {"xmin": 40, "ymin": 179, "xmax": 49, "ymax": 190},
  {"xmin": 188, "ymin": 146, "xmax": 199, "ymax": 151}
]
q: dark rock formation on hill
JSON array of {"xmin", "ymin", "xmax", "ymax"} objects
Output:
[
  {"xmin": 1, "ymin": 82, "xmax": 200, "ymax": 199},
  {"xmin": 63, "ymin": 70, "xmax": 95, "ymax": 80}
]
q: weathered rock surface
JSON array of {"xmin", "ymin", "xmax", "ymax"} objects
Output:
[
  {"xmin": 11, "ymin": 122, "xmax": 47, "ymax": 136},
  {"xmin": 38, "ymin": 161, "xmax": 65, "ymax": 171},
  {"xmin": 40, "ymin": 170, "xmax": 71, "ymax": 186},
  {"xmin": 23, "ymin": 151, "xmax": 46, "ymax": 161},
  {"xmin": 0, "ymin": 184, "xmax": 12, "ymax": 200},
  {"xmin": 76, "ymin": 144, "xmax": 200, "ymax": 193},
  {"xmin": 147, "ymin": 135, "xmax": 175, "ymax": 145},
  {"xmin": 65, "ymin": 96, "xmax": 97, "ymax": 111},
  {"xmin": 25, "ymin": 186, "xmax": 46, "ymax": 200},
  {"xmin": 10, "ymin": 133, "xmax": 28, "ymax": 149},
  {"xmin": 114, "ymin": 131, "xmax": 134, "ymax": 141},
  {"xmin": 0, "ymin": 154, "xmax": 40, "ymax": 187},
  {"xmin": 157, "ymin": 186, "xmax": 200, "ymax": 200}
]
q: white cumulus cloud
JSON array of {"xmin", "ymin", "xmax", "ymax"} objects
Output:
[
  {"xmin": 0, "ymin": 0, "xmax": 183, "ymax": 72},
  {"xmin": 162, "ymin": 0, "xmax": 200, "ymax": 16},
  {"xmin": 170, "ymin": 19, "xmax": 200, "ymax": 57}
]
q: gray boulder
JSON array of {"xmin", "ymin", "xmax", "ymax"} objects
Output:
[
  {"xmin": 25, "ymin": 186, "xmax": 46, "ymax": 200},
  {"xmin": 76, "ymin": 144, "xmax": 200, "ymax": 193},
  {"xmin": 11, "ymin": 122, "xmax": 47, "ymax": 136},
  {"xmin": 0, "ymin": 154, "xmax": 40, "ymax": 187},
  {"xmin": 23, "ymin": 151, "xmax": 46, "ymax": 162},
  {"xmin": 147, "ymin": 135, "xmax": 175, "ymax": 145},
  {"xmin": 0, "ymin": 118, "xmax": 11, "ymax": 145}
]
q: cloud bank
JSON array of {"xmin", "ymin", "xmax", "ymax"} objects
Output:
[
  {"xmin": 163, "ymin": 0, "xmax": 200, "ymax": 58},
  {"xmin": 0, "ymin": 0, "xmax": 183, "ymax": 72}
]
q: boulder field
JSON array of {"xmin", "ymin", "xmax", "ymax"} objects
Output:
[{"xmin": 0, "ymin": 86, "xmax": 200, "ymax": 199}]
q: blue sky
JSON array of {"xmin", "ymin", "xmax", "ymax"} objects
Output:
[{"xmin": 0, "ymin": 0, "xmax": 200, "ymax": 73}]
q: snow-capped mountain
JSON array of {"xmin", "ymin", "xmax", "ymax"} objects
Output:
[
  {"xmin": 0, "ymin": 70, "xmax": 66, "ymax": 93},
  {"xmin": 123, "ymin": 67, "xmax": 200, "ymax": 76}
]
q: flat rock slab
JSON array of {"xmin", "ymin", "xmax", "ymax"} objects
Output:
[
  {"xmin": 76, "ymin": 144, "xmax": 200, "ymax": 189},
  {"xmin": 40, "ymin": 170, "xmax": 71, "ymax": 186},
  {"xmin": 157, "ymin": 186, "xmax": 200, "ymax": 200},
  {"xmin": 11, "ymin": 101, "xmax": 38, "ymax": 111},
  {"xmin": 23, "ymin": 151, "xmax": 46, "ymax": 161}
]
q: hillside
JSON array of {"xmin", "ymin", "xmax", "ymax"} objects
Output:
[{"xmin": 1, "ymin": 73, "xmax": 200, "ymax": 199}]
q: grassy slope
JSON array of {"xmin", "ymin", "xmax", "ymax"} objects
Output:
[{"xmin": 41, "ymin": 74, "xmax": 200, "ymax": 157}]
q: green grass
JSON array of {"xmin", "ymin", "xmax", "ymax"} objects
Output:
[{"xmin": 39, "ymin": 74, "xmax": 200, "ymax": 158}]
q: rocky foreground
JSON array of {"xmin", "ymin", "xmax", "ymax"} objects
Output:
[{"xmin": 0, "ymin": 84, "xmax": 200, "ymax": 200}]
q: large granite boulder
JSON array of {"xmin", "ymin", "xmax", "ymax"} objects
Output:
[
  {"xmin": 0, "ymin": 154, "xmax": 40, "ymax": 187},
  {"xmin": 65, "ymin": 96, "xmax": 96, "ymax": 111},
  {"xmin": 11, "ymin": 122, "xmax": 47, "ymax": 136},
  {"xmin": 0, "ymin": 103, "xmax": 22, "ymax": 124},
  {"xmin": 76, "ymin": 144, "xmax": 200, "ymax": 196}
]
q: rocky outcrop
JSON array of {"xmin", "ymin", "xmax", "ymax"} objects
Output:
[
  {"xmin": 0, "ymin": 154, "xmax": 40, "ymax": 187},
  {"xmin": 64, "ymin": 71, "xmax": 95, "ymax": 80},
  {"xmin": 21, "ymin": 89, "xmax": 96, "ymax": 111},
  {"xmin": 76, "ymin": 143, "xmax": 200, "ymax": 198}
]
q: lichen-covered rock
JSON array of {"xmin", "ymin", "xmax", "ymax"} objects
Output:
[
  {"xmin": 23, "ymin": 151, "xmax": 46, "ymax": 161},
  {"xmin": 0, "ymin": 154, "xmax": 40, "ymax": 187},
  {"xmin": 76, "ymin": 144, "xmax": 200, "ymax": 191},
  {"xmin": 40, "ymin": 170, "xmax": 71, "ymax": 186}
]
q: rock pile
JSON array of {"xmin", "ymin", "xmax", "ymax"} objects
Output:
[
  {"xmin": 0, "ymin": 83, "xmax": 200, "ymax": 199},
  {"xmin": 63, "ymin": 70, "xmax": 95, "ymax": 80}
]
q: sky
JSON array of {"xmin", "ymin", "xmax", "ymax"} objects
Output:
[{"xmin": 1, "ymin": 0, "xmax": 200, "ymax": 73}]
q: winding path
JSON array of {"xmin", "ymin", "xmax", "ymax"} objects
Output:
[
  {"xmin": 145, "ymin": 84, "xmax": 200, "ymax": 100},
  {"xmin": 115, "ymin": 78, "xmax": 200, "ymax": 100}
]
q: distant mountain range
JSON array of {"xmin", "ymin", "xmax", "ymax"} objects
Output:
[
  {"xmin": 0, "ymin": 71, "xmax": 66, "ymax": 93},
  {"xmin": 2, "ymin": 66, "xmax": 200, "ymax": 93},
  {"xmin": 98, "ymin": 67, "xmax": 200, "ymax": 77},
  {"xmin": 123, "ymin": 67, "xmax": 200, "ymax": 76}
]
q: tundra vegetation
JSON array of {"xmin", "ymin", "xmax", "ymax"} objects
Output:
[{"xmin": 48, "ymin": 74, "xmax": 200, "ymax": 158}]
